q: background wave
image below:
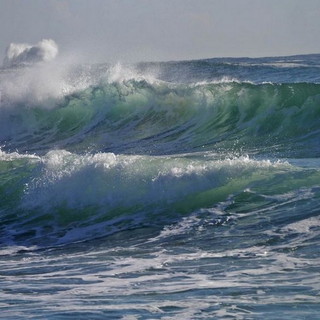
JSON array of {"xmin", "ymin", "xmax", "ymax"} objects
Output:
[{"xmin": 1, "ymin": 80, "xmax": 320, "ymax": 157}]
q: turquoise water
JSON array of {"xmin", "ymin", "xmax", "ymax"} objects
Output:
[{"xmin": 0, "ymin": 55, "xmax": 320, "ymax": 319}]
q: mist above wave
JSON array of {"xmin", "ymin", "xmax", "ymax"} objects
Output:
[
  {"xmin": 0, "ymin": 56, "xmax": 159, "ymax": 109},
  {"xmin": 2, "ymin": 39, "xmax": 58, "ymax": 68}
]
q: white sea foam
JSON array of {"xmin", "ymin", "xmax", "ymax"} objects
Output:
[
  {"xmin": 282, "ymin": 216, "xmax": 320, "ymax": 233},
  {"xmin": 194, "ymin": 77, "xmax": 253, "ymax": 86},
  {"xmin": 0, "ymin": 148, "xmax": 40, "ymax": 161}
]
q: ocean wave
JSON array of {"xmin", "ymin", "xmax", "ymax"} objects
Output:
[
  {"xmin": 1, "ymin": 78, "xmax": 320, "ymax": 156},
  {"xmin": 0, "ymin": 148, "xmax": 299, "ymax": 246},
  {"xmin": 1, "ymin": 52, "xmax": 320, "ymax": 319}
]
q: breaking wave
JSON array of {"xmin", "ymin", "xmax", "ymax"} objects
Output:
[{"xmin": 1, "ymin": 78, "xmax": 320, "ymax": 156}]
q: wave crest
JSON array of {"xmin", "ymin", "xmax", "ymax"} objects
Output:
[{"xmin": 1, "ymin": 80, "xmax": 320, "ymax": 156}]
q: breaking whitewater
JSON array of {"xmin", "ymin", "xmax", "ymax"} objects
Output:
[{"xmin": 1, "ymin": 40, "xmax": 320, "ymax": 319}]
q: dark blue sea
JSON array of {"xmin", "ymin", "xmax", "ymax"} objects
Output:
[{"xmin": 0, "ymin": 54, "xmax": 320, "ymax": 319}]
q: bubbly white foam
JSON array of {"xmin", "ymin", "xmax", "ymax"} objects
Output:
[
  {"xmin": 0, "ymin": 148, "xmax": 40, "ymax": 161},
  {"xmin": 283, "ymin": 216, "xmax": 320, "ymax": 233},
  {"xmin": 194, "ymin": 76, "xmax": 253, "ymax": 86}
]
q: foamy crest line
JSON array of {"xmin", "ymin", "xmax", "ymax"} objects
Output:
[
  {"xmin": 107, "ymin": 62, "xmax": 158, "ymax": 84},
  {"xmin": 3, "ymin": 39, "xmax": 58, "ymax": 67}
]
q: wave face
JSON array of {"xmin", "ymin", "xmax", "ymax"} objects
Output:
[
  {"xmin": 1, "ymin": 79, "xmax": 320, "ymax": 157},
  {"xmin": 1, "ymin": 54, "xmax": 320, "ymax": 319}
]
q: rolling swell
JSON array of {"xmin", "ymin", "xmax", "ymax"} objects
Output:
[{"xmin": 1, "ymin": 80, "xmax": 320, "ymax": 156}]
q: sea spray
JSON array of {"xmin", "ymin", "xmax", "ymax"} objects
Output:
[{"xmin": 2, "ymin": 39, "xmax": 58, "ymax": 67}]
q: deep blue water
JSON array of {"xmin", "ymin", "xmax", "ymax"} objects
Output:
[{"xmin": 0, "ymin": 54, "xmax": 320, "ymax": 319}]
